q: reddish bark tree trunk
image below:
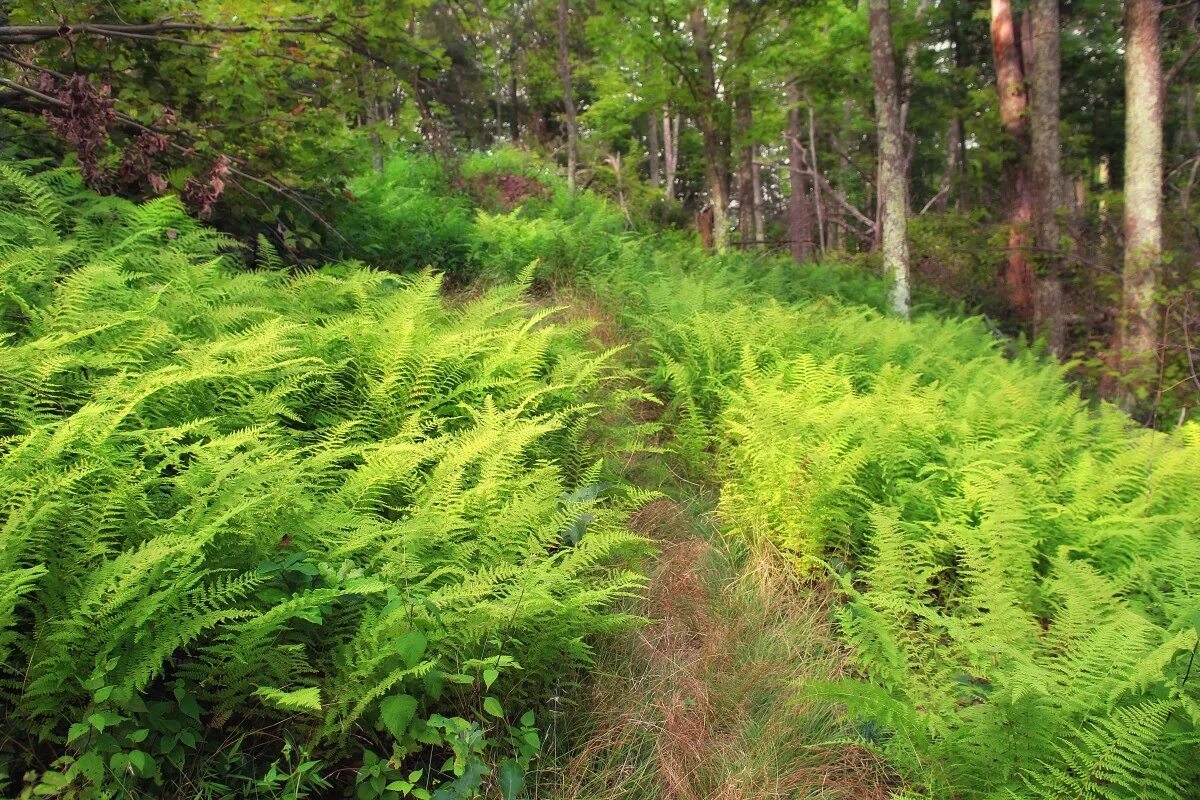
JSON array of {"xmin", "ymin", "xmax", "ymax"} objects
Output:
[
  {"xmin": 787, "ymin": 82, "xmax": 816, "ymax": 263},
  {"xmin": 990, "ymin": 0, "xmax": 1036, "ymax": 321}
]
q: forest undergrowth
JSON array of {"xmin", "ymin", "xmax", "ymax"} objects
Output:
[{"xmin": 2, "ymin": 151, "xmax": 1199, "ymax": 800}]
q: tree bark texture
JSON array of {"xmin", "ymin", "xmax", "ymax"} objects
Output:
[
  {"xmin": 690, "ymin": 6, "xmax": 729, "ymax": 252},
  {"xmin": 557, "ymin": 0, "xmax": 578, "ymax": 193},
  {"xmin": 787, "ymin": 81, "xmax": 816, "ymax": 263},
  {"xmin": 990, "ymin": 0, "xmax": 1036, "ymax": 322},
  {"xmin": 648, "ymin": 108, "xmax": 661, "ymax": 188},
  {"xmin": 1121, "ymin": 0, "xmax": 1164, "ymax": 402},
  {"xmin": 869, "ymin": 0, "xmax": 911, "ymax": 317},
  {"xmin": 663, "ymin": 106, "xmax": 679, "ymax": 202},
  {"xmin": 736, "ymin": 95, "xmax": 756, "ymax": 248},
  {"xmin": 1030, "ymin": 0, "xmax": 1066, "ymax": 356}
]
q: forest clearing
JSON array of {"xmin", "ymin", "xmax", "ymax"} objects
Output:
[{"xmin": 2, "ymin": 2, "xmax": 1200, "ymax": 798}]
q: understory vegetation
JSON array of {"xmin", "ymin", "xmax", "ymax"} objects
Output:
[
  {"xmin": 0, "ymin": 161, "xmax": 650, "ymax": 799},
  {"xmin": 2, "ymin": 152, "xmax": 1199, "ymax": 800},
  {"xmin": 605, "ymin": 262, "xmax": 1200, "ymax": 798}
]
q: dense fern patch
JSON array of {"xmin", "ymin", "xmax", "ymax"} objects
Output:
[
  {"xmin": 6, "ymin": 150, "xmax": 1199, "ymax": 800},
  {"xmin": 339, "ymin": 153, "xmax": 1200, "ymax": 798},
  {"xmin": 0, "ymin": 163, "xmax": 649, "ymax": 798},
  {"xmin": 593, "ymin": 256, "xmax": 1200, "ymax": 798}
]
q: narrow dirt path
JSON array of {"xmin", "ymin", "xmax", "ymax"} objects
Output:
[
  {"xmin": 540, "ymin": 489, "xmax": 894, "ymax": 800},
  {"xmin": 531, "ymin": 286, "xmax": 896, "ymax": 800}
]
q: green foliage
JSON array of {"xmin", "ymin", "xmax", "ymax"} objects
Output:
[
  {"xmin": 2, "ymin": 1, "xmax": 438, "ymax": 247},
  {"xmin": 338, "ymin": 151, "xmax": 634, "ymax": 286},
  {"xmin": 585, "ymin": 218, "xmax": 1200, "ymax": 798},
  {"xmin": 338, "ymin": 155, "xmax": 476, "ymax": 276},
  {"xmin": 0, "ymin": 162, "xmax": 649, "ymax": 798},
  {"xmin": 10, "ymin": 139, "xmax": 1200, "ymax": 800}
]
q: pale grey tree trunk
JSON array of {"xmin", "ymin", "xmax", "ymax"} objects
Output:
[
  {"xmin": 648, "ymin": 108, "xmax": 661, "ymax": 188},
  {"xmin": 751, "ymin": 152, "xmax": 765, "ymax": 243},
  {"xmin": 869, "ymin": 0, "xmax": 911, "ymax": 317},
  {"xmin": 557, "ymin": 0, "xmax": 578, "ymax": 193},
  {"xmin": 1120, "ymin": 0, "xmax": 1164, "ymax": 406},
  {"xmin": 663, "ymin": 108, "xmax": 680, "ymax": 203},
  {"xmin": 808, "ymin": 95, "xmax": 827, "ymax": 253}
]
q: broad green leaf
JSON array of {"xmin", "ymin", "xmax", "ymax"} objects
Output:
[
  {"xmin": 380, "ymin": 694, "xmax": 419, "ymax": 739},
  {"xmin": 397, "ymin": 630, "xmax": 428, "ymax": 668}
]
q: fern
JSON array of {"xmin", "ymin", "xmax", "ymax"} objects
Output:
[
  {"xmin": 0, "ymin": 163, "xmax": 649, "ymax": 798},
  {"xmin": 588, "ymin": 213, "xmax": 1200, "ymax": 799}
]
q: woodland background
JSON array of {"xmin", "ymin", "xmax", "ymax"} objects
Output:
[{"xmin": 5, "ymin": 1, "xmax": 1200, "ymax": 424}]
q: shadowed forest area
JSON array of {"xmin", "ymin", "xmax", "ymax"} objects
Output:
[{"xmin": 2, "ymin": 1, "xmax": 1200, "ymax": 799}]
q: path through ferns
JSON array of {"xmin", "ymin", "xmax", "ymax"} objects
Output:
[{"xmin": 1, "ymin": 158, "xmax": 1198, "ymax": 799}]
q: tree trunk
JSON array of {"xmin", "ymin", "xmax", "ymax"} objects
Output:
[
  {"xmin": 869, "ymin": 0, "xmax": 911, "ymax": 317},
  {"xmin": 557, "ymin": 0, "xmax": 578, "ymax": 193},
  {"xmin": 751, "ymin": 151, "xmax": 765, "ymax": 243},
  {"xmin": 509, "ymin": 42, "xmax": 520, "ymax": 142},
  {"xmin": 949, "ymin": 2, "xmax": 971, "ymax": 211},
  {"xmin": 731, "ymin": 4, "xmax": 756, "ymax": 249},
  {"xmin": 808, "ymin": 95, "xmax": 826, "ymax": 253},
  {"xmin": 787, "ymin": 82, "xmax": 816, "ymax": 263},
  {"xmin": 690, "ymin": 7, "xmax": 729, "ymax": 252},
  {"xmin": 990, "ymin": 0, "xmax": 1036, "ymax": 321},
  {"xmin": 932, "ymin": 117, "xmax": 962, "ymax": 213},
  {"xmin": 835, "ymin": 105, "xmax": 852, "ymax": 251},
  {"xmin": 736, "ymin": 95, "xmax": 755, "ymax": 248},
  {"xmin": 1120, "ymin": 0, "xmax": 1164, "ymax": 407},
  {"xmin": 663, "ymin": 106, "xmax": 678, "ymax": 202},
  {"xmin": 648, "ymin": 108, "xmax": 661, "ymax": 188},
  {"xmin": 1030, "ymin": 0, "xmax": 1066, "ymax": 356}
]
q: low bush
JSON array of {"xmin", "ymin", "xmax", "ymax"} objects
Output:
[{"xmin": 337, "ymin": 155, "xmax": 476, "ymax": 277}]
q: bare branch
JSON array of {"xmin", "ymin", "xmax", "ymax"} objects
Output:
[
  {"xmin": 0, "ymin": 76, "xmax": 347, "ymax": 243},
  {"xmin": 1165, "ymin": 36, "xmax": 1200, "ymax": 86}
]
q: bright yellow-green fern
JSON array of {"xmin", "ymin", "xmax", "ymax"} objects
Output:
[
  {"xmin": 595, "ymin": 241, "xmax": 1200, "ymax": 799},
  {"xmin": 0, "ymin": 163, "xmax": 648, "ymax": 799}
]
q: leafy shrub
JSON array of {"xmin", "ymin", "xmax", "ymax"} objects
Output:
[
  {"xmin": 0, "ymin": 162, "xmax": 648, "ymax": 799},
  {"xmin": 337, "ymin": 154, "xmax": 476, "ymax": 276},
  {"xmin": 460, "ymin": 147, "xmax": 552, "ymax": 186}
]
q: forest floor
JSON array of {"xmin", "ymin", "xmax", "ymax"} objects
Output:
[{"xmin": 532, "ymin": 291, "xmax": 896, "ymax": 800}]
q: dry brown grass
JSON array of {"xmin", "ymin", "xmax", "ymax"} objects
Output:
[
  {"xmin": 525, "ymin": 288, "xmax": 895, "ymax": 800},
  {"xmin": 540, "ymin": 493, "xmax": 895, "ymax": 800},
  {"xmin": 532, "ymin": 283, "xmax": 625, "ymax": 351}
]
